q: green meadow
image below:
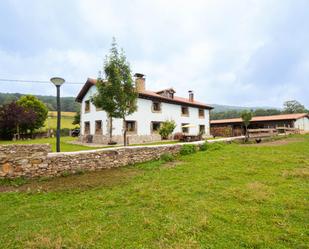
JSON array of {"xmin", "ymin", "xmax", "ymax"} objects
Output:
[{"xmin": 0, "ymin": 135, "xmax": 308, "ymax": 248}]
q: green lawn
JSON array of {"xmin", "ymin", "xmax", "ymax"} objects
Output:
[
  {"xmin": 0, "ymin": 135, "xmax": 308, "ymax": 248},
  {"xmin": 0, "ymin": 137, "xmax": 104, "ymax": 152}
]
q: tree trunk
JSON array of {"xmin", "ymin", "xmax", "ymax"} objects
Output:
[
  {"xmin": 108, "ymin": 115, "xmax": 113, "ymax": 144},
  {"xmin": 123, "ymin": 118, "xmax": 127, "ymax": 146},
  {"xmin": 245, "ymin": 125, "xmax": 249, "ymax": 142}
]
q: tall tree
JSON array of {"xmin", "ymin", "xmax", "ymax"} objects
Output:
[
  {"xmin": 0, "ymin": 102, "xmax": 36, "ymax": 140},
  {"xmin": 17, "ymin": 95, "xmax": 48, "ymax": 132},
  {"xmin": 92, "ymin": 38, "xmax": 138, "ymax": 145},
  {"xmin": 283, "ymin": 100, "xmax": 307, "ymax": 114},
  {"xmin": 241, "ymin": 110, "xmax": 252, "ymax": 141}
]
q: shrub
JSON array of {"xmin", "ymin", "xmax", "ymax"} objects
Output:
[
  {"xmin": 159, "ymin": 120, "xmax": 176, "ymax": 140},
  {"xmin": 180, "ymin": 144, "xmax": 197, "ymax": 155},
  {"xmin": 208, "ymin": 142, "xmax": 226, "ymax": 151},
  {"xmin": 160, "ymin": 153, "xmax": 174, "ymax": 162},
  {"xmin": 199, "ymin": 142, "xmax": 209, "ymax": 151}
]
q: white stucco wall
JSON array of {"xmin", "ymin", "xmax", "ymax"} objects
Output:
[
  {"xmin": 80, "ymin": 85, "xmax": 210, "ymax": 136},
  {"xmin": 294, "ymin": 117, "xmax": 309, "ymax": 131}
]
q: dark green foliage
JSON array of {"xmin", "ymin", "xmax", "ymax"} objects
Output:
[
  {"xmin": 17, "ymin": 95, "xmax": 48, "ymax": 131},
  {"xmin": 0, "ymin": 93, "xmax": 80, "ymax": 112},
  {"xmin": 207, "ymin": 142, "xmax": 226, "ymax": 151},
  {"xmin": 160, "ymin": 153, "xmax": 174, "ymax": 162},
  {"xmin": 180, "ymin": 144, "xmax": 197, "ymax": 155},
  {"xmin": 159, "ymin": 120, "xmax": 176, "ymax": 140},
  {"xmin": 199, "ymin": 142, "xmax": 209, "ymax": 151},
  {"xmin": 283, "ymin": 100, "xmax": 308, "ymax": 113}
]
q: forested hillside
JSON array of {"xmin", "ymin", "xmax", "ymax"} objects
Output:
[{"xmin": 0, "ymin": 93, "xmax": 80, "ymax": 112}]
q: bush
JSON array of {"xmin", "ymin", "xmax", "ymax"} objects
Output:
[
  {"xmin": 160, "ymin": 153, "xmax": 174, "ymax": 162},
  {"xmin": 207, "ymin": 142, "xmax": 226, "ymax": 151},
  {"xmin": 180, "ymin": 144, "xmax": 197, "ymax": 155},
  {"xmin": 159, "ymin": 120, "xmax": 176, "ymax": 140},
  {"xmin": 199, "ymin": 142, "xmax": 209, "ymax": 151}
]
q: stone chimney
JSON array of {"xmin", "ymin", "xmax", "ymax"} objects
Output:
[
  {"xmin": 189, "ymin": 90, "xmax": 194, "ymax": 102},
  {"xmin": 134, "ymin": 73, "xmax": 145, "ymax": 92}
]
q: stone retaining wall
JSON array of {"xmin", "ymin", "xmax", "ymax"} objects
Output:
[{"xmin": 0, "ymin": 143, "xmax": 183, "ymax": 179}]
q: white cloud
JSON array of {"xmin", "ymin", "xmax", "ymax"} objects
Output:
[{"xmin": 0, "ymin": 0, "xmax": 308, "ymax": 108}]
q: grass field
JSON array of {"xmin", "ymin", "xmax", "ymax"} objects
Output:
[
  {"xmin": 0, "ymin": 137, "xmax": 104, "ymax": 152},
  {"xmin": 44, "ymin": 111, "xmax": 77, "ymax": 130},
  {"xmin": 0, "ymin": 135, "xmax": 308, "ymax": 248}
]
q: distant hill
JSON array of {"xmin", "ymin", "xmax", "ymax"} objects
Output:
[
  {"xmin": 0, "ymin": 92, "xmax": 80, "ymax": 112},
  {"xmin": 210, "ymin": 104, "xmax": 277, "ymax": 113},
  {"xmin": 1, "ymin": 92, "xmax": 282, "ymax": 118}
]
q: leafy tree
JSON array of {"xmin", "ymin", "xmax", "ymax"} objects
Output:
[
  {"xmin": 17, "ymin": 95, "xmax": 48, "ymax": 132},
  {"xmin": 0, "ymin": 102, "xmax": 36, "ymax": 140},
  {"xmin": 283, "ymin": 100, "xmax": 307, "ymax": 114},
  {"xmin": 92, "ymin": 38, "xmax": 138, "ymax": 145},
  {"xmin": 241, "ymin": 110, "xmax": 252, "ymax": 141},
  {"xmin": 72, "ymin": 111, "xmax": 80, "ymax": 125},
  {"xmin": 159, "ymin": 120, "xmax": 176, "ymax": 140}
]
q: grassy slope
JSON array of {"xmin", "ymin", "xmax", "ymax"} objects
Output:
[
  {"xmin": 45, "ymin": 111, "xmax": 77, "ymax": 130},
  {"xmin": 0, "ymin": 135, "xmax": 308, "ymax": 248}
]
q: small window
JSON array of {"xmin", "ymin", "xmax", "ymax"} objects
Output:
[
  {"xmin": 84, "ymin": 121, "xmax": 90, "ymax": 134},
  {"xmin": 125, "ymin": 121, "xmax": 137, "ymax": 133},
  {"xmin": 182, "ymin": 123, "xmax": 189, "ymax": 133},
  {"xmin": 85, "ymin": 100, "xmax": 90, "ymax": 113},
  {"xmin": 151, "ymin": 121, "xmax": 161, "ymax": 133},
  {"xmin": 152, "ymin": 102, "xmax": 161, "ymax": 112},
  {"xmin": 199, "ymin": 125, "xmax": 205, "ymax": 134},
  {"xmin": 199, "ymin": 109, "xmax": 205, "ymax": 118},
  {"xmin": 95, "ymin": 120, "xmax": 102, "ymax": 134},
  {"xmin": 181, "ymin": 106, "xmax": 189, "ymax": 116}
]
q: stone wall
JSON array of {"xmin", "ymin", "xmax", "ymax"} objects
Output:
[
  {"xmin": 0, "ymin": 144, "xmax": 51, "ymax": 178},
  {"xmin": 0, "ymin": 143, "xmax": 183, "ymax": 179}
]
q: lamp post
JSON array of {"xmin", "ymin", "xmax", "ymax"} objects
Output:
[{"xmin": 50, "ymin": 77, "xmax": 65, "ymax": 152}]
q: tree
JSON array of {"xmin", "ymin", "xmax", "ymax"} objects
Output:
[
  {"xmin": 241, "ymin": 110, "xmax": 252, "ymax": 141},
  {"xmin": 159, "ymin": 120, "xmax": 176, "ymax": 140},
  {"xmin": 72, "ymin": 111, "xmax": 80, "ymax": 125},
  {"xmin": 92, "ymin": 38, "xmax": 138, "ymax": 145},
  {"xmin": 17, "ymin": 95, "xmax": 48, "ymax": 132},
  {"xmin": 0, "ymin": 102, "xmax": 36, "ymax": 140},
  {"xmin": 283, "ymin": 100, "xmax": 307, "ymax": 114}
]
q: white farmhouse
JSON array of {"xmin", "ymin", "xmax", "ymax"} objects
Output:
[{"xmin": 76, "ymin": 73, "xmax": 213, "ymax": 144}]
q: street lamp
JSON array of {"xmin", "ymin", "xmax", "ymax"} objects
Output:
[{"xmin": 50, "ymin": 77, "xmax": 65, "ymax": 152}]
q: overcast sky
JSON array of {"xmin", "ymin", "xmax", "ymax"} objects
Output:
[{"xmin": 0, "ymin": 0, "xmax": 308, "ymax": 108}]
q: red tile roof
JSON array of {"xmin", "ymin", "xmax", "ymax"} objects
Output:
[
  {"xmin": 76, "ymin": 78, "xmax": 213, "ymax": 109},
  {"xmin": 210, "ymin": 113, "xmax": 309, "ymax": 124}
]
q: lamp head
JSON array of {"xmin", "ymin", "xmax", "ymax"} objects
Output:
[{"xmin": 50, "ymin": 77, "xmax": 65, "ymax": 86}]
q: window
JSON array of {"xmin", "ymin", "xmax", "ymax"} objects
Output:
[
  {"xmin": 84, "ymin": 121, "xmax": 90, "ymax": 134},
  {"xmin": 199, "ymin": 109, "xmax": 205, "ymax": 118},
  {"xmin": 199, "ymin": 125, "xmax": 205, "ymax": 134},
  {"xmin": 152, "ymin": 101, "xmax": 161, "ymax": 112},
  {"xmin": 151, "ymin": 121, "xmax": 161, "ymax": 133},
  {"xmin": 182, "ymin": 123, "xmax": 189, "ymax": 133},
  {"xmin": 95, "ymin": 120, "xmax": 102, "ymax": 134},
  {"xmin": 85, "ymin": 100, "xmax": 90, "ymax": 113},
  {"xmin": 125, "ymin": 121, "xmax": 137, "ymax": 133},
  {"xmin": 181, "ymin": 106, "xmax": 189, "ymax": 116}
]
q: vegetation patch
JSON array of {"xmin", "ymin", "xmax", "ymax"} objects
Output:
[
  {"xmin": 180, "ymin": 144, "xmax": 197, "ymax": 155},
  {"xmin": 282, "ymin": 167, "xmax": 309, "ymax": 179}
]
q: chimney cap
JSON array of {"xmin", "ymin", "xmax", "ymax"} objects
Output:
[
  {"xmin": 134, "ymin": 73, "xmax": 145, "ymax": 78},
  {"xmin": 188, "ymin": 90, "xmax": 193, "ymax": 93}
]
